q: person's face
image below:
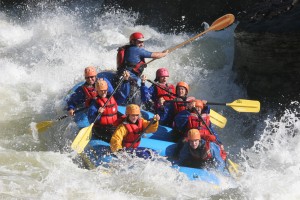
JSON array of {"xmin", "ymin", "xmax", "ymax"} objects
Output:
[
  {"xmin": 176, "ymin": 86, "xmax": 186, "ymax": 97},
  {"xmin": 187, "ymin": 101, "xmax": 195, "ymax": 110},
  {"xmin": 158, "ymin": 76, "xmax": 168, "ymax": 83},
  {"xmin": 194, "ymin": 106, "xmax": 202, "ymax": 113},
  {"xmin": 97, "ymin": 90, "xmax": 107, "ymax": 98},
  {"xmin": 128, "ymin": 114, "xmax": 139, "ymax": 123},
  {"xmin": 189, "ymin": 139, "xmax": 200, "ymax": 149},
  {"xmin": 85, "ymin": 76, "xmax": 96, "ymax": 85},
  {"xmin": 135, "ymin": 40, "xmax": 144, "ymax": 48}
]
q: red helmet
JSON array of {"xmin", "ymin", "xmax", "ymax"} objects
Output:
[
  {"xmin": 129, "ymin": 32, "xmax": 145, "ymax": 42},
  {"xmin": 155, "ymin": 68, "xmax": 169, "ymax": 81},
  {"xmin": 176, "ymin": 81, "xmax": 189, "ymax": 94}
]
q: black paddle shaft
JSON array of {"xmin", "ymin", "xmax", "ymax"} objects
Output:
[
  {"xmin": 128, "ymin": 119, "xmax": 156, "ymax": 149},
  {"xmin": 146, "ymin": 79, "xmax": 177, "ymax": 98},
  {"xmin": 207, "ymin": 102, "xmax": 226, "ymax": 106},
  {"xmin": 93, "ymin": 76, "xmax": 125, "ymax": 123}
]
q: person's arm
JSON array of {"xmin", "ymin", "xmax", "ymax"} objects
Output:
[
  {"xmin": 156, "ymin": 102, "xmax": 173, "ymax": 126},
  {"xmin": 178, "ymin": 143, "xmax": 191, "ymax": 166},
  {"xmin": 210, "ymin": 142, "xmax": 226, "ymax": 173},
  {"xmin": 67, "ymin": 87, "xmax": 85, "ymax": 111},
  {"xmin": 140, "ymin": 75, "xmax": 151, "ymax": 103},
  {"xmin": 114, "ymin": 80, "xmax": 130, "ymax": 105},
  {"xmin": 201, "ymin": 104, "xmax": 210, "ymax": 114},
  {"xmin": 174, "ymin": 111, "xmax": 189, "ymax": 132},
  {"xmin": 141, "ymin": 117, "xmax": 159, "ymax": 133},
  {"xmin": 87, "ymin": 101, "xmax": 99, "ymax": 124},
  {"xmin": 151, "ymin": 50, "xmax": 169, "ymax": 59},
  {"xmin": 110, "ymin": 125, "xmax": 128, "ymax": 152},
  {"xmin": 208, "ymin": 122, "xmax": 222, "ymax": 144}
]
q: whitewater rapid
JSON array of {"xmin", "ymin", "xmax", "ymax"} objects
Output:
[{"xmin": 0, "ymin": 3, "xmax": 299, "ymax": 200}]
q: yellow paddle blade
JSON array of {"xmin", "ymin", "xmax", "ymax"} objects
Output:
[
  {"xmin": 227, "ymin": 159, "xmax": 241, "ymax": 178},
  {"xmin": 210, "ymin": 14, "xmax": 235, "ymax": 31},
  {"xmin": 35, "ymin": 121, "xmax": 54, "ymax": 133},
  {"xmin": 210, "ymin": 109, "xmax": 227, "ymax": 128},
  {"xmin": 71, "ymin": 123, "xmax": 94, "ymax": 153},
  {"xmin": 227, "ymin": 99, "xmax": 261, "ymax": 113}
]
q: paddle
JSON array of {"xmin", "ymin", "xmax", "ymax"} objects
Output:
[
  {"xmin": 34, "ymin": 108, "xmax": 86, "ymax": 133},
  {"xmin": 207, "ymin": 99, "xmax": 261, "ymax": 113},
  {"xmin": 128, "ymin": 119, "xmax": 157, "ymax": 149},
  {"xmin": 71, "ymin": 76, "xmax": 125, "ymax": 153},
  {"xmin": 227, "ymin": 158, "xmax": 239, "ymax": 177},
  {"xmin": 145, "ymin": 14, "xmax": 235, "ymax": 65},
  {"xmin": 192, "ymin": 107, "xmax": 240, "ymax": 176},
  {"xmin": 147, "ymin": 79, "xmax": 227, "ymax": 128}
]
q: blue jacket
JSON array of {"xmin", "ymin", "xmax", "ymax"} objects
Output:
[
  {"xmin": 113, "ymin": 77, "xmax": 142, "ymax": 106},
  {"xmin": 67, "ymin": 78, "xmax": 113, "ymax": 111},
  {"xmin": 124, "ymin": 45, "xmax": 152, "ymax": 65},
  {"xmin": 174, "ymin": 109, "xmax": 222, "ymax": 144},
  {"xmin": 141, "ymin": 83, "xmax": 155, "ymax": 103},
  {"xmin": 178, "ymin": 140, "xmax": 227, "ymax": 173},
  {"xmin": 157, "ymin": 100, "xmax": 210, "ymax": 128}
]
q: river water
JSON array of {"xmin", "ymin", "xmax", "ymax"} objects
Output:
[{"xmin": 0, "ymin": 2, "xmax": 300, "ymax": 200}]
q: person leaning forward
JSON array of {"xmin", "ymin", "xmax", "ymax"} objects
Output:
[
  {"xmin": 67, "ymin": 66, "xmax": 114, "ymax": 116},
  {"xmin": 87, "ymin": 79, "xmax": 119, "ymax": 143},
  {"xmin": 178, "ymin": 129, "xmax": 228, "ymax": 175}
]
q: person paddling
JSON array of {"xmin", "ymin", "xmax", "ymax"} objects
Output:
[
  {"xmin": 117, "ymin": 32, "xmax": 169, "ymax": 77},
  {"xmin": 173, "ymin": 99, "xmax": 226, "ymax": 158},
  {"xmin": 67, "ymin": 66, "xmax": 113, "ymax": 116},
  {"xmin": 140, "ymin": 67, "xmax": 176, "ymax": 112},
  {"xmin": 177, "ymin": 129, "xmax": 228, "ymax": 174},
  {"xmin": 174, "ymin": 99, "xmax": 222, "ymax": 143},
  {"xmin": 87, "ymin": 79, "xmax": 119, "ymax": 143},
  {"xmin": 114, "ymin": 32, "xmax": 168, "ymax": 106},
  {"xmin": 110, "ymin": 104, "xmax": 160, "ymax": 153},
  {"xmin": 156, "ymin": 81, "xmax": 190, "ymax": 127}
]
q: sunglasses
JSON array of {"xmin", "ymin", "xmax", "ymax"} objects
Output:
[{"xmin": 85, "ymin": 76, "xmax": 96, "ymax": 79}]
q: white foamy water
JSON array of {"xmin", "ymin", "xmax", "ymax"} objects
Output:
[{"xmin": 0, "ymin": 2, "xmax": 299, "ymax": 199}]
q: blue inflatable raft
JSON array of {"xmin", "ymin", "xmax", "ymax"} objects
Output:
[{"xmin": 65, "ymin": 71, "xmax": 221, "ymax": 185}]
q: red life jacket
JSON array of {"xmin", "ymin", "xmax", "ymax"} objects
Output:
[
  {"xmin": 173, "ymin": 98, "xmax": 188, "ymax": 114},
  {"xmin": 95, "ymin": 96, "xmax": 118, "ymax": 126},
  {"xmin": 82, "ymin": 85, "xmax": 97, "ymax": 107},
  {"xmin": 154, "ymin": 83, "xmax": 175, "ymax": 109},
  {"xmin": 187, "ymin": 114, "xmax": 216, "ymax": 142},
  {"xmin": 117, "ymin": 45, "xmax": 146, "ymax": 76},
  {"xmin": 156, "ymin": 83, "xmax": 175, "ymax": 101},
  {"xmin": 189, "ymin": 141, "xmax": 212, "ymax": 161},
  {"xmin": 122, "ymin": 119, "xmax": 143, "ymax": 148}
]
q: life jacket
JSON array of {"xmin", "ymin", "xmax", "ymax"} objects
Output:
[
  {"xmin": 122, "ymin": 118, "xmax": 143, "ymax": 149},
  {"xmin": 187, "ymin": 113, "xmax": 216, "ymax": 142},
  {"xmin": 189, "ymin": 141, "xmax": 212, "ymax": 161},
  {"xmin": 173, "ymin": 97, "xmax": 188, "ymax": 114},
  {"xmin": 117, "ymin": 45, "xmax": 146, "ymax": 76},
  {"xmin": 155, "ymin": 83, "xmax": 175, "ymax": 101},
  {"xmin": 94, "ymin": 96, "xmax": 118, "ymax": 126},
  {"xmin": 82, "ymin": 85, "xmax": 97, "ymax": 107}
]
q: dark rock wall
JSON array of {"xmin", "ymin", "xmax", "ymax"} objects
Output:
[{"xmin": 234, "ymin": 1, "xmax": 300, "ymax": 99}]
